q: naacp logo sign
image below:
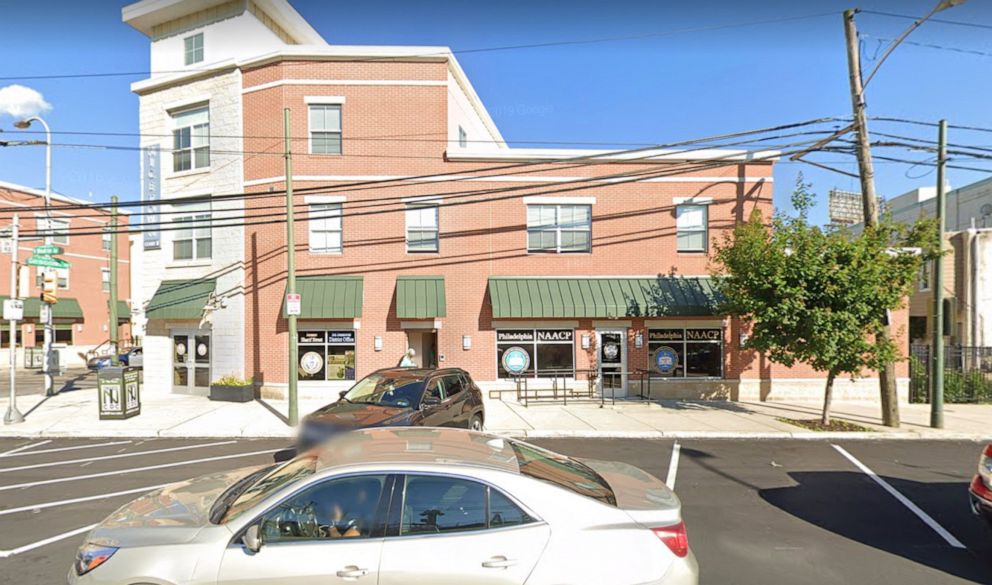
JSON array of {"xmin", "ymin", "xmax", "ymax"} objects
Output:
[
  {"xmin": 501, "ymin": 347, "xmax": 530, "ymax": 375},
  {"xmin": 653, "ymin": 346, "xmax": 678, "ymax": 374}
]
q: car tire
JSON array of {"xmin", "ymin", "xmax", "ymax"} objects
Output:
[{"xmin": 469, "ymin": 413, "xmax": 484, "ymax": 431}]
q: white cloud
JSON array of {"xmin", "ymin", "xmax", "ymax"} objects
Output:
[{"xmin": 0, "ymin": 85, "xmax": 52, "ymax": 119}]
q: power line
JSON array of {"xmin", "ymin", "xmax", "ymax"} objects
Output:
[
  {"xmin": 0, "ymin": 11, "xmax": 839, "ymax": 82},
  {"xmin": 860, "ymin": 9, "xmax": 992, "ymax": 31}
]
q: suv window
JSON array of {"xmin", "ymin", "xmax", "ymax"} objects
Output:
[
  {"xmin": 260, "ymin": 475, "xmax": 386, "ymax": 542},
  {"xmin": 441, "ymin": 374, "xmax": 464, "ymax": 398},
  {"xmin": 510, "ymin": 440, "xmax": 617, "ymax": 506},
  {"xmin": 424, "ymin": 378, "xmax": 445, "ymax": 402},
  {"xmin": 399, "ymin": 476, "xmax": 535, "ymax": 536}
]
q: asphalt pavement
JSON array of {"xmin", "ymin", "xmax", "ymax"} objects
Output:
[{"xmin": 0, "ymin": 436, "xmax": 989, "ymax": 585}]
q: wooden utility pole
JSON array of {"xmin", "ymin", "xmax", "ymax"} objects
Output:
[{"xmin": 844, "ymin": 8, "xmax": 899, "ymax": 427}]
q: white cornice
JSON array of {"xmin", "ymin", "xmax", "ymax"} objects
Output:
[{"xmin": 244, "ymin": 174, "xmax": 772, "ymax": 187}]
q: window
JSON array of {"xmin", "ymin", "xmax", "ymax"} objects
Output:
[
  {"xmin": 458, "ymin": 125, "xmax": 467, "ymax": 148},
  {"xmin": 647, "ymin": 328, "xmax": 723, "ymax": 379},
  {"xmin": 172, "ymin": 201, "xmax": 211, "ymax": 261},
  {"xmin": 101, "ymin": 268, "xmax": 110, "ymax": 292},
  {"xmin": 309, "ymin": 105, "xmax": 342, "ymax": 155},
  {"xmin": 509, "ymin": 439, "xmax": 616, "ymax": 506},
  {"xmin": 497, "ymin": 329, "xmax": 574, "ymax": 379},
  {"xmin": 919, "ymin": 260, "xmax": 932, "ymax": 291},
  {"xmin": 526, "ymin": 204, "xmax": 591, "ymax": 253},
  {"xmin": 676, "ymin": 205, "xmax": 708, "ymax": 252},
  {"xmin": 401, "ymin": 476, "xmax": 487, "ymax": 535},
  {"xmin": 36, "ymin": 324, "xmax": 73, "ymax": 345},
  {"xmin": 102, "ymin": 227, "xmax": 112, "ymax": 251},
  {"xmin": 488, "ymin": 488, "xmax": 535, "ymax": 528},
  {"xmin": 308, "ymin": 203, "xmax": 342, "ymax": 253},
  {"xmin": 1, "ymin": 328, "xmax": 22, "ymax": 348},
  {"xmin": 259, "ymin": 475, "xmax": 386, "ymax": 542},
  {"xmin": 297, "ymin": 330, "xmax": 356, "ymax": 381},
  {"xmin": 172, "ymin": 106, "xmax": 209, "ymax": 172},
  {"xmin": 36, "ymin": 267, "xmax": 69, "ymax": 290},
  {"xmin": 38, "ymin": 217, "xmax": 69, "ymax": 245},
  {"xmin": 184, "ymin": 33, "xmax": 204, "ymax": 65},
  {"xmin": 405, "ymin": 204, "xmax": 439, "ymax": 252}
]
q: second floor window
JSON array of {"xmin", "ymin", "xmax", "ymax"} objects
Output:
[
  {"xmin": 526, "ymin": 204, "xmax": 591, "ymax": 253},
  {"xmin": 184, "ymin": 33, "xmax": 204, "ymax": 65},
  {"xmin": 102, "ymin": 227, "xmax": 112, "ymax": 251},
  {"xmin": 172, "ymin": 107, "xmax": 209, "ymax": 173},
  {"xmin": 406, "ymin": 204, "xmax": 439, "ymax": 252},
  {"xmin": 173, "ymin": 202, "xmax": 211, "ymax": 261},
  {"xmin": 309, "ymin": 203, "xmax": 343, "ymax": 253},
  {"xmin": 101, "ymin": 268, "xmax": 110, "ymax": 292},
  {"xmin": 38, "ymin": 217, "xmax": 70, "ymax": 245},
  {"xmin": 309, "ymin": 105, "xmax": 342, "ymax": 155},
  {"xmin": 676, "ymin": 204, "xmax": 708, "ymax": 252}
]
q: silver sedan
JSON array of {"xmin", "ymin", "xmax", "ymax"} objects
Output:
[{"xmin": 69, "ymin": 428, "xmax": 698, "ymax": 585}]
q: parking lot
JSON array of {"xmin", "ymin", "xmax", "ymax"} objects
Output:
[{"xmin": 0, "ymin": 436, "xmax": 989, "ymax": 585}]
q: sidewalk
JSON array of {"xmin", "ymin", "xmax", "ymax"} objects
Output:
[{"xmin": 1, "ymin": 386, "xmax": 991, "ymax": 440}]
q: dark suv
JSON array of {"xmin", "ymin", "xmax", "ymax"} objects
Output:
[{"xmin": 297, "ymin": 367, "xmax": 485, "ymax": 450}]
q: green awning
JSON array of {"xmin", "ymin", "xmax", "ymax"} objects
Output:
[
  {"xmin": 0, "ymin": 296, "xmax": 84, "ymax": 321},
  {"xmin": 110, "ymin": 300, "xmax": 130, "ymax": 324},
  {"xmin": 396, "ymin": 276, "xmax": 446, "ymax": 319},
  {"xmin": 283, "ymin": 276, "xmax": 363, "ymax": 319},
  {"xmin": 146, "ymin": 279, "xmax": 216, "ymax": 320},
  {"xmin": 487, "ymin": 277, "xmax": 722, "ymax": 319}
]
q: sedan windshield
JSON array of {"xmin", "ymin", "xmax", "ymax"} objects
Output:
[
  {"xmin": 219, "ymin": 454, "xmax": 319, "ymax": 523},
  {"xmin": 342, "ymin": 372, "xmax": 426, "ymax": 408}
]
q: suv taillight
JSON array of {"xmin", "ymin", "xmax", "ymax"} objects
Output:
[{"xmin": 652, "ymin": 521, "xmax": 689, "ymax": 558}]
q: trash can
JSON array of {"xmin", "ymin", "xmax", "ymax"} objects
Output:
[
  {"xmin": 24, "ymin": 348, "xmax": 43, "ymax": 369},
  {"xmin": 98, "ymin": 366, "xmax": 141, "ymax": 420}
]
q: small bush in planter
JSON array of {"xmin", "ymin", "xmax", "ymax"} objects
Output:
[{"xmin": 209, "ymin": 375, "xmax": 254, "ymax": 402}]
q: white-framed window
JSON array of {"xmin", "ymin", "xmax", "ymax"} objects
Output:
[
  {"xmin": 101, "ymin": 268, "xmax": 110, "ymax": 292},
  {"xmin": 406, "ymin": 203, "xmax": 439, "ymax": 253},
  {"xmin": 458, "ymin": 126, "xmax": 467, "ymax": 148},
  {"xmin": 184, "ymin": 33, "xmax": 204, "ymax": 65},
  {"xmin": 919, "ymin": 260, "xmax": 932, "ymax": 291},
  {"xmin": 36, "ymin": 267, "xmax": 69, "ymax": 290},
  {"xmin": 171, "ymin": 106, "xmax": 209, "ymax": 172},
  {"xmin": 172, "ymin": 201, "xmax": 211, "ymax": 261},
  {"xmin": 676, "ymin": 205, "xmax": 708, "ymax": 252},
  {"xmin": 309, "ymin": 105, "xmax": 342, "ymax": 155},
  {"xmin": 648, "ymin": 328, "xmax": 724, "ymax": 379},
  {"xmin": 526, "ymin": 204, "xmax": 591, "ymax": 253},
  {"xmin": 102, "ymin": 227, "xmax": 112, "ymax": 251},
  {"xmin": 308, "ymin": 203, "xmax": 343, "ymax": 253},
  {"xmin": 37, "ymin": 217, "xmax": 70, "ymax": 245}
]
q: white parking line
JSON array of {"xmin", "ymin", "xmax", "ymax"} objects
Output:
[
  {"xmin": 0, "ymin": 484, "xmax": 172, "ymax": 517},
  {"xmin": 0, "ymin": 448, "xmax": 279, "ymax": 492},
  {"xmin": 0, "ymin": 440, "xmax": 132, "ymax": 458},
  {"xmin": 665, "ymin": 442, "xmax": 681, "ymax": 490},
  {"xmin": 831, "ymin": 444, "xmax": 966, "ymax": 549},
  {"xmin": 0, "ymin": 440, "xmax": 52, "ymax": 457},
  {"xmin": 0, "ymin": 524, "xmax": 97, "ymax": 558},
  {"xmin": 0, "ymin": 440, "xmax": 237, "ymax": 473}
]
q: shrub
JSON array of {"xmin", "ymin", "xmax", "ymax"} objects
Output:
[{"xmin": 212, "ymin": 375, "xmax": 253, "ymax": 386}]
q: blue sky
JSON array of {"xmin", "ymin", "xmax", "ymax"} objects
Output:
[{"xmin": 0, "ymin": 0, "xmax": 990, "ymax": 226}]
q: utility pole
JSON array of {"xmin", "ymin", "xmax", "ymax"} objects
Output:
[
  {"xmin": 109, "ymin": 196, "xmax": 119, "ymax": 366},
  {"xmin": 284, "ymin": 108, "xmax": 298, "ymax": 427},
  {"xmin": 931, "ymin": 120, "xmax": 948, "ymax": 428},
  {"xmin": 843, "ymin": 8, "xmax": 899, "ymax": 427},
  {"xmin": 4, "ymin": 215, "xmax": 23, "ymax": 424}
]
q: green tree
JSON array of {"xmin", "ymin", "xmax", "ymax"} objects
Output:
[{"xmin": 712, "ymin": 174, "xmax": 935, "ymax": 425}]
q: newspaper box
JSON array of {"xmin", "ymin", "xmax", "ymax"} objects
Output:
[{"xmin": 98, "ymin": 366, "xmax": 141, "ymax": 420}]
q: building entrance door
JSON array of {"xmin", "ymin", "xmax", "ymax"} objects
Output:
[
  {"xmin": 596, "ymin": 329, "xmax": 627, "ymax": 397},
  {"xmin": 172, "ymin": 329, "xmax": 211, "ymax": 395},
  {"xmin": 406, "ymin": 330, "xmax": 438, "ymax": 368}
]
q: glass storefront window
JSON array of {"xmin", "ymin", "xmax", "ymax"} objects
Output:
[
  {"xmin": 647, "ymin": 327, "xmax": 723, "ymax": 379},
  {"xmin": 298, "ymin": 330, "xmax": 356, "ymax": 381},
  {"xmin": 497, "ymin": 329, "xmax": 574, "ymax": 378}
]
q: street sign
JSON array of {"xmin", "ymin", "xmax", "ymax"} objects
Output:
[
  {"xmin": 286, "ymin": 293, "xmax": 302, "ymax": 316},
  {"xmin": 27, "ymin": 256, "xmax": 70, "ymax": 269},
  {"xmin": 2, "ymin": 299, "xmax": 23, "ymax": 321},
  {"xmin": 40, "ymin": 304, "xmax": 50, "ymax": 321},
  {"xmin": 33, "ymin": 245, "xmax": 63, "ymax": 256}
]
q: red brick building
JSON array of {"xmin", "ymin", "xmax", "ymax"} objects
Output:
[{"xmin": 0, "ymin": 181, "xmax": 130, "ymax": 368}]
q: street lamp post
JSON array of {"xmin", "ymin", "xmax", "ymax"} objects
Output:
[{"xmin": 14, "ymin": 116, "xmax": 55, "ymax": 397}]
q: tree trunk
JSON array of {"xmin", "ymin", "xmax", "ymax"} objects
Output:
[
  {"xmin": 876, "ymin": 326, "xmax": 901, "ymax": 428},
  {"xmin": 822, "ymin": 369, "xmax": 838, "ymax": 426}
]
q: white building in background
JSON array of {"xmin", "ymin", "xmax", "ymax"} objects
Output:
[{"xmin": 124, "ymin": 0, "xmax": 325, "ymax": 395}]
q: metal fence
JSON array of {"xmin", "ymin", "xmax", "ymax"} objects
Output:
[
  {"xmin": 909, "ymin": 344, "xmax": 992, "ymax": 404},
  {"xmin": 511, "ymin": 369, "xmax": 654, "ymax": 407}
]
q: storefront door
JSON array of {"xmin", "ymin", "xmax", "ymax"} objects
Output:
[
  {"xmin": 172, "ymin": 329, "xmax": 210, "ymax": 395},
  {"xmin": 596, "ymin": 329, "xmax": 626, "ymax": 397}
]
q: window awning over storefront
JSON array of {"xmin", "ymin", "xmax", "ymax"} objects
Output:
[
  {"xmin": 110, "ymin": 300, "xmax": 131, "ymax": 324},
  {"xmin": 0, "ymin": 296, "xmax": 84, "ymax": 322},
  {"xmin": 487, "ymin": 277, "xmax": 722, "ymax": 319},
  {"xmin": 282, "ymin": 275, "xmax": 363, "ymax": 319},
  {"xmin": 146, "ymin": 279, "xmax": 216, "ymax": 320},
  {"xmin": 395, "ymin": 276, "xmax": 446, "ymax": 319}
]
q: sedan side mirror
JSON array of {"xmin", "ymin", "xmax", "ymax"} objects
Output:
[{"xmin": 243, "ymin": 524, "xmax": 263, "ymax": 553}]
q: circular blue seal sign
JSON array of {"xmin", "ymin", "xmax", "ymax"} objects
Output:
[
  {"xmin": 501, "ymin": 346, "xmax": 531, "ymax": 375},
  {"xmin": 653, "ymin": 346, "xmax": 678, "ymax": 375}
]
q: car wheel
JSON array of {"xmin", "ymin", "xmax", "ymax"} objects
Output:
[{"xmin": 469, "ymin": 414, "xmax": 484, "ymax": 431}]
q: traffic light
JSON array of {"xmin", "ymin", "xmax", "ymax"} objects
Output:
[{"xmin": 41, "ymin": 271, "xmax": 57, "ymax": 304}]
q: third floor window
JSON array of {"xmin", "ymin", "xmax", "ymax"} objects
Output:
[{"xmin": 184, "ymin": 33, "xmax": 204, "ymax": 65}]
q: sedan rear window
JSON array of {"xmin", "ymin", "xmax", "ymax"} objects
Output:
[{"xmin": 510, "ymin": 440, "xmax": 617, "ymax": 506}]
